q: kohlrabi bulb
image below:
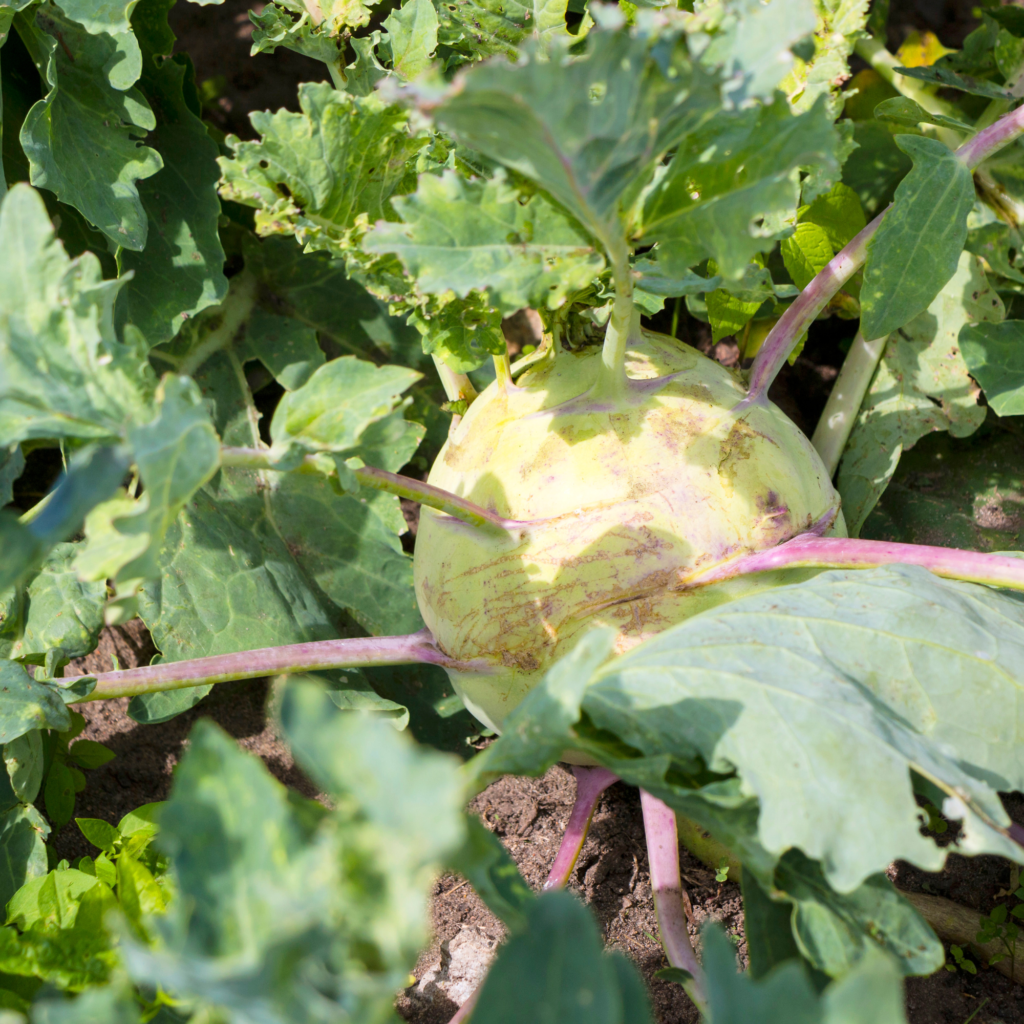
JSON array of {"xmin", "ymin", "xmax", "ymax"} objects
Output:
[{"xmin": 414, "ymin": 329, "xmax": 845, "ymax": 743}]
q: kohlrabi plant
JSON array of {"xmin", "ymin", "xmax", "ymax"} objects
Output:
[{"xmin": 4, "ymin": 0, "xmax": 1024, "ymax": 1020}]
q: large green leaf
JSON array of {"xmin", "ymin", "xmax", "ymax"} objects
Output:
[
  {"xmin": 57, "ymin": 0, "xmax": 142, "ymax": 90},
  {"xmin": 959, "ymin": 320, "xmax": 1024, "ymax": 416},
  {"xmin": 860, "ymin": 135, "xmax": 976, "ymax": 339},
  {"xmin": 837, "ymin": 252, "xmax": 1001, "ymax": 535},
  {"xmin": 641, "ymin": 96, "xmax": 840, "ymax": 279},
  {"xmin": 218, "ymin": 82, "xmax": 426, "ymax": 256},
  {"xmin": 0, "ymin": 543, "xmax": 105, "ymax": 663},
  {"xmin": 433, "ymin": 27, "xmax": 719, "ymax": 237},
  {"xmin": 472, "ymin": 889, "xmax": 652, "ymax": 1024},
  {"xmin": 15, "ymin": 5, "xmax": 162, "ymax": 251},
  {"xmin": 366, "ymin": 170, "xmax": 603, "ymax": 314},
  {"xmin": 0, "ymin": 185, "xmax": 155, "ymax": 446},
  {"xmin": 703, "ymin": 925, "xmax": 907, "ymax": 1024},
  {"xmin": 581, "ymin": 566, "xmax": 1024, "ymax": 892},
  {"xmin": 382, "ymin": 0, "xmax": 437, "ymax": 79},
  {"xmin": 0, "ymin": 661, "xmax": 68, "ymax": 748},
  {"xmin": 115, "ymin": 0, "xmax": 227, "ymax": 348},
  {"xmin": 0, "ymin": 803, "xmax": 48, "ymax": 911}
]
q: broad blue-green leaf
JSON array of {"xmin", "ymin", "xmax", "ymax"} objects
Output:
[
  {"xmin": 873, "ymin": 96, "xmax": 973, "ymax": 133},
  {"xmin": 270, "ymin": 356, "xmax": 421, "ymax": 453},
  {"xmin": 434, "ymin": 27, "xmax": 719, "ymax": 236},
  {"xmin": 365, "ymin": 170, "xmax": 604, "ymax": 314},
  {"xmin": 342, "ymin": 32, "xmax": 387, "ymax": 96},
  {"xmin": 959, "ymin": 320, "xmax": 1024, "ymax": 416},
  {"xmin": 860, "ymin": 135, "xmax": 975, "ymax": 339},
  {"xmin": 473, "ymin": 889, "xmax": 652, "ymax": 1024},
  {"xmin": 238, "ymin": 307, "xmax": 325, "ymax": 391},
  {"xmin": 703, "ymin": 924, "xmax": 907, "ymax": 1024},
  {"xmin": 687, "ymin": 0, "xmax": 817, "ymax": 106},
  {"xmin": 582, "ymin": 566, "xmax": 1024, "ymax": 892},
  {"xmin": 742, "ymin": 870, "xmax": 802, "ymax": 979},
  {"xmin": 842, "ymin": 120, "xmax": 913, "ymax": 217},
  {"xmin": 300, "ymin": 669, "xmax": 409, "ymax": 725},
  {"xmin": 0, "ymin": 185, "xmax": 155, "ymax": 446},
  {"xmin": 115, "ymin": 0, "xmax": 227, "ymax": 348},
  {"xmin": 434, "ymin": 0, "xmax": 571, "ymax": 61},
  {"xmin": 218, "ymin": 82, "xmax": 427, "ymax": 256},
  {"xmin": 838, "ymin": 252, "xmax": 1001, "ymax": 534},
  {"xmin": 966, "ymin": 218, "xmax": 1024, "ymax": 285},
  {"xmin": 642, "ymin": 96, "xmax": 839, "ymax": 279},
  {"xmin": 0, "ymin": 543, "xmax": 105, "ymax": 663},
  {"xmin": 33, "ymin": 983, "xmax": 141, "ymax": 1024},
  {"xmin": 57, "ymin": 0, "xmax": 141, "ymax": 90},
  {"xmin": 0, "ymin": 661, "xmax": 68, "ymax": 745},
  {"xmin": 15, "ymin": 5, "xmax": 162, "ymax": 250},
  {"xmin": 773, "ymin": 849, "xmax": 942, "ymax": 977},
  {"xmin": 383, "ymin": 0, "xmax": 437, "ymax": 79}
]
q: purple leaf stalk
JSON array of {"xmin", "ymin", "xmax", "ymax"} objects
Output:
[
  {"xmin": 743, "ymin": 100, "xmax": 1024, "ymax": 406},
  {"xmin": 543, "ymin": 766, "xmax": 619, "ymax": 890}
]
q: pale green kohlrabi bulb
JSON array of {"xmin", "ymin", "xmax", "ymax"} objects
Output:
[{"xmin": 414, "ymin": 330, "xmax": 844, "ymax": 754}]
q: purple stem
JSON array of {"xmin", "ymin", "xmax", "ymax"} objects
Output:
[
  {"xmin": 639, "ymin": 789, "xmax": 707, "ymax": 1013},
  {"xmin": 745, "ymin": 101, "xmax": 1024, "ymax": 405},
  {"xmin": 681, "ymin": 535, "xmax": 1024, "ymax": 592},
  {"xmin": 543, "ymin": 767, "xmax": 619, "ymax": 890},
  {"xmin": 65, "ymin": 630, "xmax": 485, "ymax": 701}
]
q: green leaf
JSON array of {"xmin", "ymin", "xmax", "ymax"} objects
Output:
[
  {"xmin": 861, "ymin": 136, "xmax": 975, "ymax": 339},
  {"xmin": 0, "ymin": 543, "xmax": 105, "ymax": 663},
  {"xmin": 434, "ymin": 0, "xmax": 571, "ymax": 62},
  {"xmin": 873, "ymin": 96, "xmax": 974, "ymax": 134},
  {"xmin": 315, "ymin": 669, "xmax": 409, "ymax": 726},
  {"xmin": 959, "ymin": 320, "xmax": 1024, "ymax": 416},
  {"xmin": 218, "ymin": 83, "xmax": 427, "ymax": 257},
  {"xmin": 341, "ymin": 32, "xmax": 387, "ymax": 96},
  {"xmin": 742, "ymin": 869, "xmax": 802, "ymax": 979},
  {"xmin": 582, "ymin": 566, "xmax": 1024, "ymax": 893},
  {"xmin": 0, "ymin": 446, "xmax": 23, "ymax": 508},
  {"xmin": 383, "ymin": 0, "xmax": 437, "ymax": 79},
  {"xmin": 115, "ymin": 0, "xmax": 228, "ymax": 348},
  {"xmin": 270, "ymin": 356, "xmax": 421, "ymax": 454},
  {"xmin": 250, "ymin": 2, "xmax": 347, "ymax": 67},
  {"xmin": 410, "ymin": 292, "xmax": 506, "ymax": 372},
  {"xmin": 839, "ymin": 252, "xmax": 1001, "ymax": 533},
  {"xmin": 706, "ymin": 280, "xmax": 763, "ymax": 343},
  {"xmin": 774, "ymin": 849, "xmax": 942, "ymax": 977},
  {"xmin": 689, "ymin": 0, "xmax": 817, "ymax": 106},
  {"xmin": 473, "ymin": 889, "xmax": 652, "ymax": 1024},
  {"xmin": 32, "ymin": 983, "xmax": 141, "ymax": 1024},
  {"xmin": 239, "ymin": 308, "xmax": 325, "ymax": 391},
  {"xmin": 702, "ymin": 924, "xmax": 908, "ymax": 1024},
  {"xmin": 0, "ymin": 873, "xmax": 118, "ymax": 990},
  {"xmin": 66, "ymin": 741, "xmax": 114, "ymax": 770},
  {"xmin": 3, "ymin": 729, "xmax": 42, "ymax": 804},
  {"xmin": 642, "ymin": 96, "xmax": 840, "ymax": 279},
  {"xmin": 93, "ymin": 375, "xmax": 222, "ymax": 588},
  {"xmin": 15, "ymin": 5, "xmax": 162, "ymax": 251},
  {"xmin": 799, "ymin": 180, "xmax": 867, "ymax": 251},
  {"xmin": 279, "ymin": 677, "xmax": 466, "ymax": 860},
  {"xmin": 842, "ymin": 120, "xmax": 913, "ymax": 217},
  {"xmin": 365, "ymin": 170, "xmax": 604, "ymax": 315},
  {"xmin": 44, "ymin": 759, "xmax": 76, "ymax": 830},
  {"xmin": 895, "ymin": 62, "xmax": 1017, "ymax": 100},
  {"xmin": 242, "ymin": 234, "xmax": 427, "ymax": 370},
  {"xmin": 471, "ymin": 629, "xmax": 616, "ymax": 782},
  {"xmin": 75, "ymin": 818, "xmax": 120, "ymax": 854},
  {"xmin": 0, "ymin": 661, "xmax": 70, "ymax": 745},
  {"xmin": 57, "ymin": 0, "xmax": 141, "ymax": 91},
  {"xmin": 448, "ymin": 815, "xmax": 534, "ymax": 933},
  {"xmin": 433, "ymin": 27, "xmax": 719, "ymax": 237},
  {"xmin": 0, "ymin": 803, "xmax": 48, "ymax": 912}
]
